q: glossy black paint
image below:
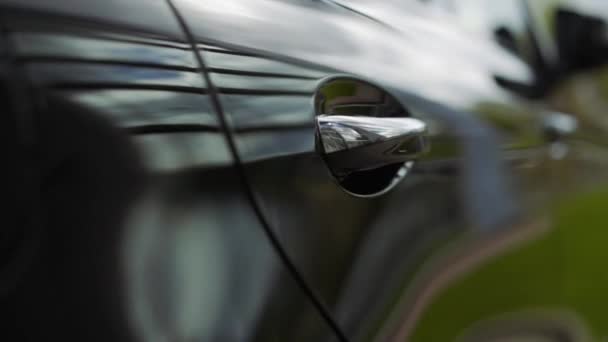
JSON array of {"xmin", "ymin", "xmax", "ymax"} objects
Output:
[
  {"xmin": 172, "ymin": 0, "xmax": 608, "ymax": 340},
  {"xmin": 0, "ymin": 2, "xmax": 341, "ymax": 340},
  {"xmin": 1, "ymin": 0, "xmax": 608, "ymax": 341},
  {"xmin": 170, "ymin": 1, "xmax": 541, "ymax": 340}
]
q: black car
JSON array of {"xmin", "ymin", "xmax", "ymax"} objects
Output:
[{"xmin": 2, "ymin": 0, "xmax": 608, "ymax": 341}]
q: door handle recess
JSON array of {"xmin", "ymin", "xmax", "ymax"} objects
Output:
[{"xmin": 316, "ymin": 115, "xmax": 428, "ymax": 176}]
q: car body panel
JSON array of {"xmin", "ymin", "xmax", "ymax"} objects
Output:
[
  {"xmin": 171, "ymin": 0, "xmax": 593, "ymax": 340},
  {"xmin": 0, "ymin": 3, "xmax": 341, "ymax": 341},
  {"xmin": 1, "ymin": 0, "xmax": 608, "ymax": 341}
]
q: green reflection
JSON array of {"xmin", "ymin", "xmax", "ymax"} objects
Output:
[
  {"xmin": 475, "ymin": 102, "xmax": 544, "ymax": 150},
  {"xmin": 411, "ymin": 185, "xmax": 608, "ymax": 341}
]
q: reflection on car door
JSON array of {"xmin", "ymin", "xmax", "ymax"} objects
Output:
[
  {"xmin": 173, "ymin": 1, "xmax": 555, "ymax": 341},
  {"xmin": 0, "ymin": 1, "xmax": 342, "ymax": 340}
]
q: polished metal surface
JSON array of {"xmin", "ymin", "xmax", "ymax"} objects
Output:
[
  {"xmin": 316, "ymin": 115, "xmax": 427, "ymax": 196},
  {"xmin": 316, "ymin": 115, "xmax": 426, "ymax": 154},
  {"xmin": 312, "ymin": 77, "xmax": 432, "ymax": 196}
]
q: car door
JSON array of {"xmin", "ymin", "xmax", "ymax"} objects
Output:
[
  {"xmin": 0, "ymin": 1, "xmax": 343, "ymax": 340},
  {"xmin": 172, "ymin": 0, "xmax": 572, "ymax": 340}
]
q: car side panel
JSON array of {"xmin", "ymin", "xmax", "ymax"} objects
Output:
[
  {"xmin": 0, "ymin": 3, "xmax": 340, "ymax": 341},
  {"xmin": 172, "ymin": 1, "xmax": 563, "ymax": 340}
]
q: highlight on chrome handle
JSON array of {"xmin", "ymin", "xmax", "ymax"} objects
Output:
[
  {"xmin": 316, "ymin": 115, "xmax": 427, "ymax": 154},
  {"xmin": 314, "ymin": 77, "xmax": 428, "ymax": 197}
]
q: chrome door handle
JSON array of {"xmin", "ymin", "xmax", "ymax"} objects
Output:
[{"xmin": 316, "ymin": 115, "xmax": 428, "ymax": 176}]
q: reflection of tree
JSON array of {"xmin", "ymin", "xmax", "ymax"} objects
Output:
[
  {"xmin": 494, "ymin": 3, "xmax": 608, "ymax": 99},
  {"xmin": 549, "ymin": 65, "xmax": 608, "ymax": 146},
  {"xmin": 491, "ymin": 2, "xmax": 608, "ymax": 151}
]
